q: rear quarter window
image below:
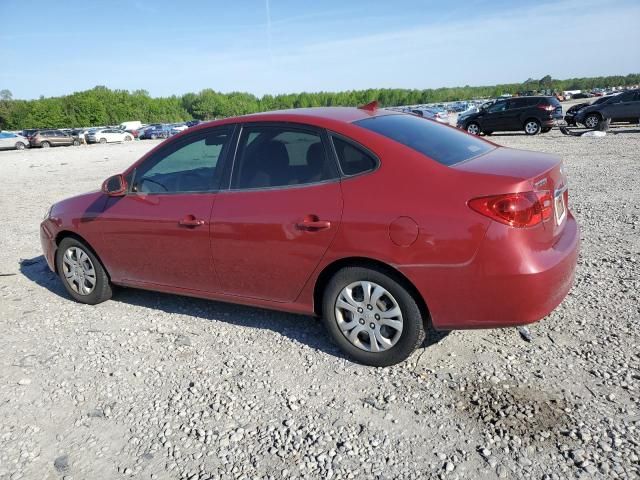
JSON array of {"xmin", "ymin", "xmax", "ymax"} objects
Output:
[{"xmin": 355, "ymin": 114, "xmax": 494, "ymax": 166}]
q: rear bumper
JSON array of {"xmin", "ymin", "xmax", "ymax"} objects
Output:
[
  {"xmin": 401, "ymin": 213, "xmax": 580, "ymax": 330},
  {"xmin": 40, "ymin": 220, "xmax": 57, "ymax": 272}
]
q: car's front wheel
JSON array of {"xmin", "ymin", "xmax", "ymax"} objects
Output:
[
  {"xmin": 322, "ymin": 266, "xmax": 426, "ymax": 367},
  {"xmin": 524, "ymin": 119, "xmax": 541, "ymax": 135},
  {"xmin": 466, "ymin": 122, "xmax": 480, "ymax": 135},
  {"xmin": 56, "ymin": 237, "xmax": 112, "ymax": 305},
  {"xmin": 15, "ymin": 141, "xmax": 25, "ymax": 150},
  {"xmin": 99, "ymin": 138, "xmax": 107, "ymax": 144},
  {"xmin": 584, "ymin": 113, "xmax": 601, "ymax": 129}
]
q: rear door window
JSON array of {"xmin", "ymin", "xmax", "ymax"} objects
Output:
[
  {"xmin": 355, "ymin": 114, "xmax": 494, "ymax": 166},
  {"xmin": 231, "ymin": 125, "xmax": 338, "ymax": 189}
]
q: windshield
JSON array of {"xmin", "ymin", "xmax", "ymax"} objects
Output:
[{"xmin": 355, "ymin": 114, "xmax": 494, "ymax": 166}]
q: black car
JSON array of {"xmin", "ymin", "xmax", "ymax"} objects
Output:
[
  {"xmin": 571, "ymin": 92, "xmax": 593, "ymax": 99},
  {"xmin": 575, "ymin": 89, "xmax": 640, "ymax": 129},
  {"xmin": 564, "ymin": 95, "xmax": 620, "ymax": 126},
  {"xmin": 456, "ymin": 96, "xmax": 563, "ymax": 135}
]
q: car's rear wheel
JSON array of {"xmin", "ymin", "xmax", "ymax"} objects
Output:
[
  {"xmin": 15, "ymin": 141, "xmax": 25, "ymax": 150},
  {"xmin": 322, "ymin": 266, "xmax": 426, "ymax": 367},
  {"xmin": 524, "ymin": 119, "xmax": 541, "ymax": 135},
  {"xmin": 99, "ymin": 138, "xmax": 107, "ymax": 144},
  {"xmin": 584, "ymin": 113, "xmax": 601, "ymax": 129},
  {"xmin": 56, "ymin": 237, "xmax": 112, "ymax": 305},
  {"xmin": 466, "ymin": 122, "xmax": 480, "ymax": 135},
  {"xmin": 41, "ymin": 141, "xmax": 50, "ymax": 148}
]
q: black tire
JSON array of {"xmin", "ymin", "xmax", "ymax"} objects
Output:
[
  {"xmin": 41, "ymin": 141, "xmax": 50, "ymax": 148},
  {"xmin": 322, "ymin": 266, "xmax": 426, "ymax": 367},
  {"xmin": 99, "ymin": 138, "xmax": 107, "ymax": 144},
  {"xmin": 541, "ymin": 127, "xmax": 552, "ymax": 133},
  {"xmin": 124, "ymin": 135, "xmax": 132, "ymax": 141},
  {"xmin": 150, "ymin": 134, "xmax": 157, "ymax": 140},
  {"xmin": 55, "ymin": 237, "xmax": 112, "ymax": 305},
  {"xmin": 524, "ymin": 119, "xmax": 541, "ymax": 135},
  {"xmin": 73, "ymin": 139, "xmax": 80, "ymax": 146},
  {"xmin": 584, "ymin": 113, "xmax": 601, "ymax": 129},
  {"xmin": 15, "ymin": 141, "xmax": 25, "ymax": 150},
  {"xmin": 466, "ymin": 122, "xmax": 480, "ymax": 135}
]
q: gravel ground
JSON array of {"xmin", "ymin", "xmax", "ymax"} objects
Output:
[{"xmin": 0, "ymin": 127, "xmax": 638, "ymax": 480}]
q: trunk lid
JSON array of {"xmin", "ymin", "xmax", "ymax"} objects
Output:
[{"xmin": 454, "ymin": 146, "xmax": 569, "ymax": 241}]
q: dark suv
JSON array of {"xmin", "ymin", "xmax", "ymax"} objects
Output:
[
  {"xmin": 457, "ymin": 96, "xmax": 563, "ymax": 135},
  {"xmin": 574, "ymin": 89, "xmax": 640, "ymax": 129},
  {"xmin": 29, "ymin": 130, "xmax": 80, "ymax": 148}
]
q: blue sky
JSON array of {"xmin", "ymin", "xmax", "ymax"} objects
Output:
[{"xmin": 2, "ymin": 0, "xmax": 639, "ymax": 99}]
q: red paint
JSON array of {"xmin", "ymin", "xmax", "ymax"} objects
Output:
[{"xmin": 40, "ymin": 107, "xmax": 579, "ymax": 330}]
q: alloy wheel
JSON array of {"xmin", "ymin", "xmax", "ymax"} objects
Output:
[
  {"xmin": 62, "ymin": 247, "xmax": 97, "ymax": 295},
  {"xmin": 334, "ymin": 281, "xmax": 403, "ymax": 353},
  {"xmin": 466, "ymin": 123, "xmax": 479, "ymax": 135},
  {"xmin": 525, "ymin": 121, "xmax": 540, "ymax": 134},
  {"xmin": 585, "ymin": 115, "xmax": 599, "ymax": 129}
]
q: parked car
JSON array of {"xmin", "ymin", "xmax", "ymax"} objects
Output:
[
  {"xmin": 564, "ymin": 94, "xmax": 620, "ymax": 126},
  {"xmin": 403, "ymin": 108, "xmax": 449, "ymax": 124},
  {"xmin": 0, "ymin": 131, "xmax": 30, "ymax": 150},
  {"xmin": 30, "ymin": 130, "xmax": 80, "ymax": 148},
  {"xmin": 457, "ymin": 96, "xmax": 563, "ymax": 135},
  {"xmin": 571, "ymin": 93, "xmax": 593, "ymax": 99},
  {"xmin": 139, "ymin": 124, "xmax": 173, "ymax": 139},
  {"xmin": 185, "ymin": 120, "xmax": 201, "ymax": 127},
  {"xmin": 87, "ymin": 128, "xmax": 134, "ymax": 144},
  {"xmin": 118, "ymin": 121, "xmax": 142, "ymax": 131},
  {"xmin": 40, "ymin": 106, "xmax": 579, "ymax": 366},
  {"xmin": 574, "ymin": 89, "xmax": 640, "ymax": 129}
]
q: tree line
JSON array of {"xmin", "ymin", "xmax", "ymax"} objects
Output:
[{"xmin": 1, "ymin": 73, "xmax": 638, "ymax": 130}]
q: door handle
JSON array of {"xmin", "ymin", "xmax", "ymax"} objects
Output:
[
  {"xmin": 179, "ymin": 215, "xmax": 205, "ymax": 227},
  {"xmin": 296, "ymin": 215, "xmax": 331, "ymax": 231}
]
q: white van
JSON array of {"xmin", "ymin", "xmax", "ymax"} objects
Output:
[{"xmin": 118, "ymin": 121, "xmax": 142, "ymax": 131}]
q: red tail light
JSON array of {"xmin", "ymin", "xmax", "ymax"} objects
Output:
[
  {"xmin": 469, "ymin": 191, "xmax": 552, "ymax": 228},
  {"xmin": 537, "ymin": 104, "xmax": 555, "ymax": 112}
]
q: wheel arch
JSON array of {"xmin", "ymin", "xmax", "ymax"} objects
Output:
[
  {"xmin": 54, "ymin": 230, "xmax": 110, "ymax": 279},
  {"xmin": 312, "ymin": 256, "xmax": 430, "ymax": 325}
]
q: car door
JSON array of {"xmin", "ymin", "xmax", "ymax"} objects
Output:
[
  {"xmin": 210, "ymin": 123, "xmax": 343, "ymax": 302},
  {"xmin": 0, "ymin": 132, "xmax": 9, "ymax": 149},
  {"xmin": 479, "ymin": 100, "xmax": 507, "ymax": 131},
  {"xmin": 504, "ymin": 98, "xmax": 528, "ymax": 130},
  {"xmin": 95, "ymin": 126, "xmax": 235, "ymax": 292},
  {"xmin": 603, "ymin": 91, "xmax": 634, "ymax": 121}
]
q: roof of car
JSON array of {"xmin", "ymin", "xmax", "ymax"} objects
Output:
[{"xmin": 232, "ymin": 106, "xmax": 396, "ymax": 124}]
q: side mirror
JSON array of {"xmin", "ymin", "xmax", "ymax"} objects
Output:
[{"xmin": 101, "ymin": 174, "xmax": 127, "ymax": 197}]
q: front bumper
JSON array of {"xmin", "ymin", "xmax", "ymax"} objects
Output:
[
  {"xmin": 401, "ymin": 213, "xmax": 580, "ymax": 330},
  {"xmin": 40, "ymin": 220, "xmax": 57, "ymax": 272}
]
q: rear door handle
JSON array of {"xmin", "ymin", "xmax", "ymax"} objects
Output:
[
  {"xmin": 296, "ymin": 216, "xmax": 331, "ymax": 231},
  {"xmin": 179, "ymin": 215, "xmax": 205, "ymax": 227}
]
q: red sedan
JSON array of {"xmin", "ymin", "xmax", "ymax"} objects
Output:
[{"xmin": 40, "ymin": 105, "xmax": 579, "ymax": 366}]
